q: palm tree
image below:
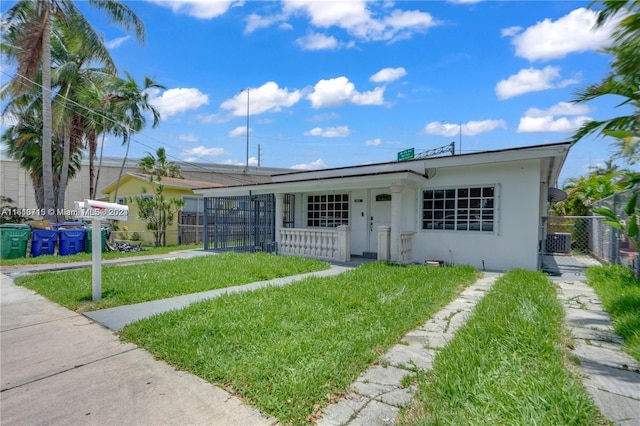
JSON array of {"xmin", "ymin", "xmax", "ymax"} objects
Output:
[
  {"xmin": 571, "ymin": 1, "xmax": 640, "ymax": 163},
  {"xmin": 138, "ymin": 147, "xmax": 183, "ymax": 179},
  {"xmin": 108, "ymin": 73, "xmax": 164, "ymax": 205},
  {"xmin": 50, "ymin": 12, "xmax": 117, "ymax": 215},
  {"xmin": 2, "ymin": 0, "xmax": 145, "ymax": 220}
]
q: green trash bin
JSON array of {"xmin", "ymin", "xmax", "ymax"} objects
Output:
[
  {"xmin": 0, "ymin": 224, "xmax": 31, "ymax": 259},
  {"xmin": 85, "ymin": 227, "xmax": 107, "ymax": 253}
]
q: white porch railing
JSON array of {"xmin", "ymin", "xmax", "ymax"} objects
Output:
[
  {"xmin": 400, "ymin": 232, "xmax": 415, "ymax": 263},
  {"xmin": 279, "ymin": 226, "xmax": 350, "ymax": 262}
]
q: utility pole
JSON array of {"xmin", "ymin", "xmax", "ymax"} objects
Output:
[
  {"xmin": 459, "ymin": 121, "xmax": 462, "ymax": 155},
  {"xmin": 258, "ymin": 144, "xmax": 261, "ymax": 167},
  {"xmin": 245, "ymin": 88, "xmax": 250, "ymax": 172}
]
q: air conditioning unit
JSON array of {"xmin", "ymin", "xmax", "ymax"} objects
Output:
[{"xmin": 545, "ymin": 233, "xmax": 572, "ymax": 254}]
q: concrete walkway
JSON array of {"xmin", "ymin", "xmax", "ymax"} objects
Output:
[
  {"xmin": 555, "ymin": 278, "xmax": 640, "ymax": 425},
  {"xmin": 317, "ymin": 273, "xmax": 500, "ymax": 426}
]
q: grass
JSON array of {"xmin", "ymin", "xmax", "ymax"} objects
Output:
[
  {"xmin": 13, "ymin": 252, "xmax": 329, "ymax": 311},
  {"xmin": 0, "ymin": 244, "xmax": 202, "ymax": 266},
  {"xmin": 585, "ymin": 265, "xmax": 640, "ymax": 362},
  {"xmin": 120, "ymin": 263, "xmax": 478, "ymax": 425},
  {"xmin": 399, "ymin": 270, "xmax": 607, "ymax": 426}
]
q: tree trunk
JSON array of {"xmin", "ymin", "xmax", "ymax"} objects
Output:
[
  {"xmin": 94, "ymin": 133, "xmax": 106, "ymax": 200},
  {"xmin": 56, "ymin": 128, "xmax": 71, "ymax": 222},
  {"xmin": 88, "ymin": 130, "xmax": 97, "ymax": 199},
  {"xmin": 41, "ymin": 5, "xmax": 55, "ymax": 221}
]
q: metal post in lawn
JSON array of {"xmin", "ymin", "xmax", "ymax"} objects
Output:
[{"xmin": 75, "ymin": 199, "xmax": 128, "ymax": 301}]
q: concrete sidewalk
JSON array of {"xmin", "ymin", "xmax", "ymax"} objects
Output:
[{"xmin": 0, "ymin": 273, "xmax": 274, "ymax": 426}]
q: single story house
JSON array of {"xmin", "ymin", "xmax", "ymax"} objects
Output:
[
  {"xmin": 195, "ymin": 142, "xmax": 570, "ymax": 271},
  {"xmin": 103, "ymin": 173, "xmax": 222, "ymax": 245}
]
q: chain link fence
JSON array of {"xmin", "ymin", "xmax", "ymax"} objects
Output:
[
  {"xmin": 540, "ymin": 189, "xmax": 639, "ymax": 276},
  {"xmin": 592, "ymin": 189, "xmax": 639, "ymax": 275}
]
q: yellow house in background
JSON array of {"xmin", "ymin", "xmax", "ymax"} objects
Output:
[{"xmin": 102, "ymin": 173, "xmax": 221, "ymax": 246}]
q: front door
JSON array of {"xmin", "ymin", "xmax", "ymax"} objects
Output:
[{"xmin": 368, "ymin": 189, "xmax": 392, "ymax": 253}]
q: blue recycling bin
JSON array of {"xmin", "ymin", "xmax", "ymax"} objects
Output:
[
  {"xmin": 57, "ymin": 223, "xmax": 86, "ymax": 256},
  {"xmin": 31, "ymin": 229, "xmax": 58, "ymax": 257}
]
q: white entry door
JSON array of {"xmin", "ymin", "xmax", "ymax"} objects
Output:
[{"xmin": 368, "ymin": 189, "xmax": 392, "ymax": 253}]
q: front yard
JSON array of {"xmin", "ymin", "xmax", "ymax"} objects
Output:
[
  {"xmin": 11, "ymin": 254, "xmax": 629, "ymax": 425},
  {"xmin": 120, "ymin": 263, "xmax": 478, "ymax": 425},
  {"xmin": 13, "ymin": 252, "xmax": 329, "ymax": 311}
]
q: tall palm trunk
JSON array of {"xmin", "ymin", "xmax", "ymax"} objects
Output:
[
  {"xmin": 41, "ymin": 2, "xmax": 55, "ymax": 221},
  {"xmin": 94, "ymin": 132, "xmax": 107, "ymax": 199},
  {"xmin": 88, "ymin": 130, "xmax": 97, "ymax": 199},
  {"xmin": 56, "ymin": 127, "xmax": 71, "ymax": 222}
]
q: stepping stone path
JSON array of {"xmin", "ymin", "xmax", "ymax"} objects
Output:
[
  {"xmin": 555, "ymin": 279, "xmax": 640, "ymax": 426},
  {"xmin": 317, "ymin": 273, "xmax": 499, "ymax": 426}
]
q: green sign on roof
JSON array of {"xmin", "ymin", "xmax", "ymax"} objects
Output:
[{"xmin": 397, "ymin": 148, "xmax": 415, "ymax": 162}]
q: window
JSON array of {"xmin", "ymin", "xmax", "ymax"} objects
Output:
[
  {"xmin": 182, "ymin": 196, "xmax": 204, "ymax": 213},
  {"xmin": 307, "ymin": 194, "xmax": 349, "ymax": 227},
  {"xmin": 423, "ymin": 186, "xmax": 495, "ymax": 232}
]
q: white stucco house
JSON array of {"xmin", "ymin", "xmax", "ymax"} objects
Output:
[{"xmin": 195, "ymin": 142, "xmax": 570, "ymax": 272}]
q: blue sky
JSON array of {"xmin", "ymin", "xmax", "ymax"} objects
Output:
[{"xmin": 2, "ymin": 0, "xmax": 637, "ymax": 185}]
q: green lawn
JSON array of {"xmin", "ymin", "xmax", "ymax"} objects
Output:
[
  {"xmin": 586, "ymin": 265, "xmax": 640, "ymax": 361},
  {"xmin": 399, "ymin": 270, "xmax": 607, "ymax": 425},
  {"xmin": 0, "ymin": 244, "xmax": 202, "ymax": 266},
  {"xmin": 13, "ymin": 252, "xmax": 329, "ymax": 311},
  {"xmin": 120, "ymin": 263, "xmax": 478, "ymax": 425}
]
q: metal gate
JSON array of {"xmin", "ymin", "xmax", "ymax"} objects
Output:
[
  {"xmin": 203, "ymin": 194, "xmax": 295, "ymax": 253},
  {"xmin": 203, "ymin": 194, "xmax": 274, "ymax": 253},
  {"xmin": 539, "ymin": 216, "xmax": 614, "ymax": 276}
]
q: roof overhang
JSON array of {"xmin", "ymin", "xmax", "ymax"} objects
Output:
[
  {"xmin": 194, "ymin": 142, "xmax": 572, "ymax": 197},
  {"xmin": 195, "ymin": 170, "xmax": 427, "ymax": 197}
]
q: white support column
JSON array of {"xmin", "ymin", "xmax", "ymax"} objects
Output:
[
  {"xmin": 337, "ymin": 225, "xmax": 351, "ymax": 262},
  {"xmin": 390, "ymin": 185, "xmax": 403, "ymax": 263},
  {"xmin": 275, "ymin": 193, "xmax": 284, "ymax": 249},
  {"xmin": 377, "ymin": 225, "xmax": 390, "ymax": 261}
]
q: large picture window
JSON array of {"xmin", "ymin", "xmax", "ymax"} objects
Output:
[
  {"xmin": 307, "ymin": 194, "xmax": 349, "ymax": 227},
  {"xmin": 423, "ymin": 186, "xmax": 495, "ymax": 232}
]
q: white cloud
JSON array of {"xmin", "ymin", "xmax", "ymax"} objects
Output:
[
  {"xmin": 179, "ymin": 134, "xmax": 198, "ymax": 143},
  {"xmin": 229, "ymin": 126, "xmax": 249, "ymax": 137},
  {"xmin": 307, "ymin": 76, "xmax": 384, "ymax": 108},
  {"xmin": 524, "ymin": 102, "xmax": 590, "ymax": 118},
  {"xmin": 506, "ymin": 8, "xmax": 615, "ymax": 61},
  {"xmin": 281, "ymin": 0, "xmax": 438, "ymax": 42},
  {"xmin": 495, "ymin": 66, "xmax": 577, "ymax": 100},
  {"xmin": 296, "ymin": 33, "xmax": 340, "ymax": 50},
  {"xmin": 182, "ymin": 145, "xmax": 228, "ymax": 157},
  {"xmin": 501, "ymin": 26, "xmax": 521, "ymax": 37},
  {"xmin": 365, "ymin": 138, "xmax": 382, "ymax": 146},
  {"xmin": 290, "ymin": 159, "xmax": 327, "ymax": 170},
  {"xmin": 423, "ymin": 120, "xmax": 506, "ymax": 136},
  {"xmin": 245, "ymin": 13, "xmax": 285, "ymax": 33},
  {"xmin": 147, "ymin": 0, "xmax": 242, "ymax": 19},
  {"xmin": 517, "ymin": 101, "xmax": 592, "ymax": 133},
  {"xmin": 370, "ymin": 67, "xmax": 407, "ymax": 83},
  {"xmin": 148, "ymin": 88, "xmax": 209, "ymax": 118},
  {"xmin": 305, "ymin": 126, "xmax": 351, "ymax": 137},
  {"xmin": 105, "ymin": 36, "xmax": 130, "ymax": 49},
  {"xmin": 220, "ymin": 82, "xmax": 301, "ymax": 116},
  {"xmin": 248, "ymin": 156, "xmax": 259, "ymax": 166},
  {"xmin": 517, "ymin": 116, "xmax": 591, "ymax": 133}
]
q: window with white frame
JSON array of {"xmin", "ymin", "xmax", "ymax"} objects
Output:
[
  {"xmin": 422, "ymin": 186, "xmax": 495, "ymax": 232},
  {"xmin": 307, "ymin": 194, "xmax": 349, "ymax": 227}
]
